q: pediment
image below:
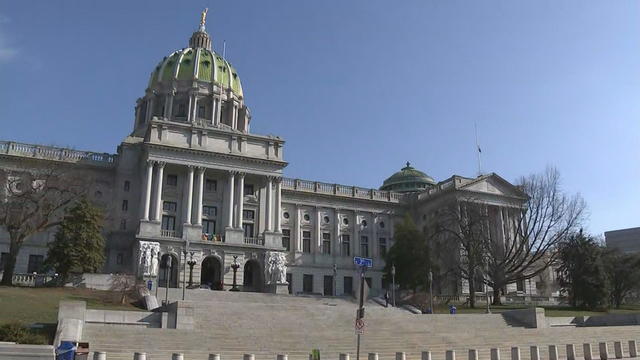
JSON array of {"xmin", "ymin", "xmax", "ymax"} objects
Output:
[{"xmin": 459, "ymin": 174, "xmax": 525, "ymax": 199}]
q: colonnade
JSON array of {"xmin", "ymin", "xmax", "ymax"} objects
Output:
[{"xmin": 140, "ymin": 160, "xmax": 282, "ymax": 237}]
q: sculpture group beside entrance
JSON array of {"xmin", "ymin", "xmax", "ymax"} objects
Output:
[
  {"xmin": 265, "ymin": 251, "xmax": 288, "ymax": 293},
  {"xmin": 139, "ymin": 241, "xmax": 161, "ymax": 277}
]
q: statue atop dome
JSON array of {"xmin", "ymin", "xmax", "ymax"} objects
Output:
[{"xmin": 199, "ymin": 8, "xmax": 208, "ymax": 32}]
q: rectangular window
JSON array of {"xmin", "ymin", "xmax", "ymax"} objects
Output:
[
  {"xmin": 243, "ymin": 210, "xmax": 255, "ymax": 220},
  {"xmin": 163, "ymin": 201, "xmax": 177, "ymax": 212},
  {"xmin": 244, "ymin": 184, "xmax": 254, "ymax": 195},
  {"xmin": 0, "ymin": 252, "xmax": 9, "ymax": 269},
  {"xmin": 166, "ymin": 174, "xmax": 178, "ymax": 186},
  {"xmin": 27, "ymin": 255, "xmax": 44, "ymax": 274},
  {"xmin": 365, "ymin": 277, "xmax": 372, "ymax": 289},
  {"xmin": 202, "ymin": 219, "xmax": 216, "ymax": 235},
  {"xmin": 116, "ymin": 253, "xmax": 124, "ymax": 265},
  {"xmin": 516, "ymin": 279, "xmax": 525, "ymax": 292},
  {"xmin": 360, "ymin": 236, "xmax": 369, "ymax": 257},
  {"xmin": 243, "ymin": 223, "xmax": 254, "ymax": 238},
  {"xmin": 177, "ymin": 103, "xmax": 186, "ymax": 117},
  {"xmin": 161, "ymin": 215, "xmax": 176, "ymax": 231},
  {"xmin": 205, "ymin": 179, "xmax": 217, "ymax": 192},
  {"xmin": 198, "ymin": 104, "xmax": 206, "ymax": 118},
  {"xmin": 341, "ymin": 234, "xmax": 350, "ymax": 256},
  {"xmin": 303, "ymin": 274, "xmax": 313, "ymax": 293},
  {"xmin": 344, "ymin": 276, "xmax": 353, "ymax": 295},
  {"xmin": 322, "ymin": 232, "xmax": 331, "ymax": 255},
  {"xmin": 379, "ymin": 237, "xmax": 387, "ymax": 258},
  {"xmin": 120, "ymin": 219, "xmax": 127, "ymax": 230},
  {"xmin": 282, "ymin": 229, "xmax": 291, "ymax": 251},
  {"xmin": 123, "ymin": 180, "xmax": 130, "ymax": 192},
  {"xmin": 203, "ymin": 206, "xmax": 217, "ymax": 217},
  {"xmin": 302, "ymin": 231, "xmax": 311, "ymax": 253},
  {"xmin": 121, "ymin": 200, "xmax": 128, "ymax": 212},
  {"xmin": 324, "ymin": 275, "xmax": 334, "ymax": 296}
]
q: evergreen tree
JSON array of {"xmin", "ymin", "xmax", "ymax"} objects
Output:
[
  {"xmin": 383, "ymin": 214, "xmax": 431, "ymax": 293},
  {"xmin": 44, "ymin": 197, "xmax": 105, "ymax": 282},
  {"xmin": 604, "ymin": 250, "xmax": 640, "ymax": 309},
  {"xmin": 557, "ymin": 230, "xmax": 609, "ymax": 309}
]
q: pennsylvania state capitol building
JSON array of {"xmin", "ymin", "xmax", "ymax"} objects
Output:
[{"xmin": 0, "ymin": 12, "xmax": 535, "ymax": 297}]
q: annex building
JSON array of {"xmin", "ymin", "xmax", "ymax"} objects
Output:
[{"xmin": 0, "ymin": 12, "xmax": 539, "ymax": 297}]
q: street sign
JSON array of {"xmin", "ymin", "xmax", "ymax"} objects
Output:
[
  {"xmin": 353, "ymin": 256, "xmax": 373, "ymax": 268},
  {"xmin": 355, "ymin": 318, "xmax": 365, "ymax": 335}
]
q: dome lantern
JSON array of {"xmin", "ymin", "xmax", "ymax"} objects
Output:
[{"xmin": 189, "ymin": 8, "xmax": 212, "ymax": 50}]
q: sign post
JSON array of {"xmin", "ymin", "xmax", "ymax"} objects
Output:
[{"xmin": 353, "ymin": 257, "xmax": 372, "ymax": 360}]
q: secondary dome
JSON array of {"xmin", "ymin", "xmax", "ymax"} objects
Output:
[
  {"xmin": 147, "ymin": 10, "xmax": 243, "ymax": 97},
  {"xmin": 380, "ymin": 162, "xmax": 436, "ymax": 193}
]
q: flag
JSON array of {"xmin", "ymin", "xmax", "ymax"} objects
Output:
[{"xmin": 477, "ymin": 145, "xmax": 482, "ymax": 153}]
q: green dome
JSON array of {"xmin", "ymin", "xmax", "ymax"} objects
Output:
[
  {"xmin": 380, "ymin": 162, "xmax": 436, "ymax": 193},
  {"xmin": 148, "ymin": 47, "xmax": 243, "ymax": 97}
]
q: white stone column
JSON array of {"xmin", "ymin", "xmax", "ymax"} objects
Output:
[
  {"xmin": 315, "ymin": 207, "xmax": 322, "ymax": 253},
  {"xmin": 142, "ymin": 160, "xmax": 154, "ymax": 221},
  {"xmin": 236, "ymin": 173, "xmax": 245, "ymax": 228},
  {"xmin": 274, "ymin": 178, "xmax": 282, "ymax": 232},
  {"xmin": 215, "ymin": 96, "xmax": 222, "ymax": 126},
  {"xmin": 165, "ymin": 90, "xmax": 175, "ymax": 119},
  {"xmin": 195, "ymin": 167, "xmax": 205, "ymax": 226},
  {"xmin": 353, "ymin": 211, "xmax": 359, "ymax": 256},
  {"xmin": 294, "ymin": 205, "xmax": 301, "ymax": 252},
  {"xmin": 187, "ymin": 93, "xmax": 194, "ymax": 122},
  {"xmin": 334, "ymin": 209, "xmax": 341, "ymax": 255},
  {"xmin": 232, "ymin": 104, "xmax": 238, "ymax": 129},
  {"xmin": 210, "ymin": 96, "xmax": 216, "ymax": 125},
  {"xmin": 265, "ymin": 177, "xmax": 273, "ymax": 232},
  {"xmin": 153, "ymin": 161, "xmax": 166, "ymax": 221},
  {"xmin": 146, "ymin": 95, "xmax": 155, "ymax": 122},
  {"xmin": 371, "ymin": 213, "xmax": 378, "ymax": 258},
  {"xmin": 184, "ymin": 166, "xmax": 194, "ymax": 225},
  {"xmin": 226, "ymin": 171, "xmax": 235, "ymax": 228},
  {"xmin": 192, "ymin": 96, "xmax": 199, "ymax": 122}
]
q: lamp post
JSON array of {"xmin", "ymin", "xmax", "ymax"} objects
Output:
[
  {"xmin": 332, "ymin": 263, "xmax": 337, "ymax": 297},
  {"xmin": 391, "ymin": 264, "xmax": 396, "ymax": 307},
  {"xmin": 164, "ymin": 255, "xmax": 172, "ymax": 306},
  {"xmin": 230, "ymin": 255, "xmax": 240, "ymax": 291},
  {"xmin": 428, "ymin": 269, "xmax": 434, "ymax": 313},
  {"xmin": 187, "ymin": 252, "xmax": 197, "ymax": 288},
  {"xmin": 182, "ymin": 248, "xmax": 188, "ymax": 300}
]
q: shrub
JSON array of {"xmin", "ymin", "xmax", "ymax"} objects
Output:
[{"xmin": 0, "ymin": 322, "xmax": 47, "ymax": 344}]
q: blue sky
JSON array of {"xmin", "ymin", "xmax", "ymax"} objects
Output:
[{"xmin": 1, "ymin": 1, "xmax": 638, "ymax": 236}]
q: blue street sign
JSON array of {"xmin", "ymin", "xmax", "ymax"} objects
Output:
[{"xmin": 353, "ymin": 256, "xmax": 373, "ymax": 268}]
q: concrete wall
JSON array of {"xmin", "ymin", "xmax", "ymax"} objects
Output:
[
  {"xmin": 501, "ymin": 307, "xmax": 547, "ymax": 328},
  {"xmin": 0, "ymin": 343, "xmax": 54, "ymax": 360}
]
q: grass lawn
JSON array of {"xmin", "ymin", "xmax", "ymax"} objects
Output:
[{"xmin": 0, "ymin": 286, "xmax": 139, "ymax": 326}]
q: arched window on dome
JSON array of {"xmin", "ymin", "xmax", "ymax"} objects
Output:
[{"xmin": 173, "ymin": 96, "xmax": 188, "ymax": 121}]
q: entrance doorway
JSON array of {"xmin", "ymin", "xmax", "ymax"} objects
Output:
[
  {"xmin": 200, "ymin": 256, "xmax": 223, "ymax": 290},
  {"xmin": 243, "ymin": 260, "xmax": 262, "ymax": 292},
  {"xmin": 324, "ymin": 275, "xmax": 333, "ymax": 296},
  {"xmin": 158, "ymin": 254, "xmax": 179, "ymax": 288}
]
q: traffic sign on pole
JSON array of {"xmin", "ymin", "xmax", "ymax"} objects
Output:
[
  {"xmin": 353, "ymin": 257, "xmax": 373, "ymax": 268},
  {"xmin": 355, "ymin": 318, "xmax": 365, "ymax": 335}
]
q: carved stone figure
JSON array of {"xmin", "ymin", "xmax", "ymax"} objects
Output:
[
  {"xmin": 265, "ymin": 251, "xmax": 287, "ymax": 284},
  {"xmin": 138, "ymin": 241, "xmax": 160, "ymax": 277}
]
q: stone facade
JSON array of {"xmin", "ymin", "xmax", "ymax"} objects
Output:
[{"xmin": 0, "ymin": 14, "xmax": 539, "ymax": 297}]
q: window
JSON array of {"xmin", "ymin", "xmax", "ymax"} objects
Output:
[
  {"xmin": 166, "ymin": 174, "xmax": 178, "ymax": 186},
  {"xmin": 303, "ymin": 213, "xmax": 310, "ymax": 222},
  {"xmin": 0, "ymin": 252, "xmax": 9, "ymax": 269},
  {"xmin": 344, "ymin": 276, "xmax": 353, "ymax": 295},
  {"xmin": 121, "ymin": 200, "xmax": 128, "ymax": 212},
  {"xmin": 302, "ymin": 231, "xmax": 311, "ymax": 253},
  {"xmin": 198, "ymin": 104, "xmax": 206, "ymax": 118},
  {"xmin": 283, "ymin": 212, "xmax": 290, "ymax": 219},
  {"xmin": 243, "ymin": 184, "xmax": 254, "ymax": 195},
  {"xmin": 342, "ymin": 217, "xmax": 349, "ymax": 225},
  {"xmin": 322, "ymin": 233, "xmax": 331, "ymax": 255},
  {"xmin": 341, "ymin": 234, "xmax": 350, "ymax": 256},
  {"xmin": 516, "ymin": 279, "xmax": 525, "ymax": 292},
  {"xmin": 243, "ymin": 223, "xmax": 254, "ymax": 238},
  {"xmin": 361, "ymin": 219, "xmax": 368, "ymax": 227},
  {"xmin": 379, "ymin": 221, "xmax": 385, "ymax": 229},
  {"xmin": 360, "ymin": 236, "xmax": 369, "ymax": 257},
  {"xmin": 205, "ymin": 179, "xmax": 217, "ymax": 192},
  {"xmin": 379, "ymin": 238, "xmax": 387, "ymax": 257},
  {"xmin": 116, "ymin": 253, "xmax": 124, "ymax": 265},
  {"xmin": 123, "ymin": 180, "xmax": 130, "ymax": 192},
  {"xmin": 203, "ymin": 219, "xmax": 216, "ymax": 235},
  {"xmin": 282, "ymin": 229, "xmax": 291, "ymax": 251},
  {"xmin": 163, "ymin": 201, "xmax": 177, "ymax": 212},
  {"xmin": 27, "ymin": 255, "xmax": 44, "ymax": 273},
  {"xmin": 303, "ymin": 274, "xmax": 313, "ymax": 293},
  {"xmin": 323, "ymin": 216, "xmax": 330, "ymax": 224},
  {"xmin": 161, "ymin": 215, "xmax": 176, "ymax": 231},
  {"xmin": 243, "ymin": 210, "xmax": 255, "ymax": 220},
  {"xmin": 120, "ymin": 219, "xmax": 127, "ymax": 230},
  {"xmin": 365, "ymin": 277, "xmax": 372, "ymax": 289},
  {"xmin": 177, "ymin": 103, "xmax": 187, "ymax": 117},
  {"xmin": 324, "ymin": 275, "xmax": 334, "ymax": 296},
  {"xmin": 203, "ymin": 206, "xmax": 217, "ymax": 217}
]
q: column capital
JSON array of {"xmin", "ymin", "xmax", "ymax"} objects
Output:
[
  {"xmin": 187, "ymin": 165, "xmax": 195, "ymax": 171},
  {"xmin": 146, "ymin": 159, "xmax": 156, "ymax": 166},
  {"xmin": 195, "ymin": 166, "xmax": 206, "ymax": 174},
  {"xmin": 237, "ymin": 171, "xmax": 246, "ymax": 179},
  {"xmin": 229, "ymin": 170, "xmax": 239, "ymax": 176},
  {"xmin": 156, "ymin": 161, "xmax": 166, "ymax": 169},
  {"xmin": 273, "ymin": 176, "xmax": 283, "ymax": 184}
]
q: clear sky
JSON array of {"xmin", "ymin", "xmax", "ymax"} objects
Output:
[{"xmin": 1, "ymin": 1, "xmax": 638, "ymax": 237}]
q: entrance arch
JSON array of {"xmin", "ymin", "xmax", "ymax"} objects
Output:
[
  {"xmin": 243, "ymin": 259, "xmax": 262, "ymax": 292},
  {"xmin": 200, "ymin": 256, "xmax": 223, "ymax": 290},
  {"xmin": 158, "ymin": 253, "xmax": 179, "ymax": 288}
]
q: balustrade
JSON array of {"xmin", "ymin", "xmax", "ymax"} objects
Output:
[
  {"xmin": 160, "ymin": 229, "xmax": 179, "ymax": 238},
  {"xmin": 244, "ymin": 237, "xmax": 265, "ymax": 246},
  {"xmin": 1, "ymin": 141, "xmax": 116, "ymax": 166},
  {"xmin": 281, "ymin": 177, "xmax": 401, "ymax": 203}
]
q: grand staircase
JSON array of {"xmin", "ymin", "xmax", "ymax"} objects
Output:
[{"xmin": 81, "ymin": 291, "xmax": 640, "ymax": 360}]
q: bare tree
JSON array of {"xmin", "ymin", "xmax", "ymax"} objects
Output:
[
  {"xmin": 0, "ymin": 166, "xmax": 87, "ymax": 285},
  {"xmin": 485, "ymin": 167, "xmax": 586, "ymax": 304},
  {"xmin": 435, "ymin": 200, "xmax": 491, "ymax": 308}
]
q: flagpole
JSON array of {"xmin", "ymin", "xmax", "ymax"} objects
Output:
[{"xmin": 475, "ymin": 122, "xmax": 482, "ymax": 176}]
